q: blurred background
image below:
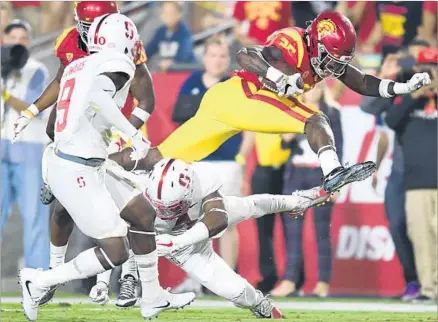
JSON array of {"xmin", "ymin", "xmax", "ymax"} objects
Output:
[{"xmin": 1, "ymin": 1, "xmax": 437, "ymax": 302}]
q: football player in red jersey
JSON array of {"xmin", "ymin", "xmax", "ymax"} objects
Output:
[
  {"xmin": 127, "ymin": 11, "xmax": 431, "ymax": 193},
  {"xmin": 108, "ymin": 14, "xmax": 431, "ymax": 290},
  {"xmin": 14, "ymin": 1, "xmax": 154, "ymax": 308}
]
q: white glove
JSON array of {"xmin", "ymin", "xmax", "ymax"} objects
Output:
[
  {"xmin": 156, "ymin": 234, "xmax": 181, "ymax": 257},
  {"xmin": 283, "ymin": 73, "xmax": 305, "ymax": 97},
  {"xmin": 130, "ymin": 130, "xmax": 151, "ymax": 161},
  {"xmin": 107, "ymin": 136, "xmax": 124, "ymax": 154},
  {"xmin": 267, "ymin": 67, "xmax": 304, "ymax": 98},
  {"xmin": 402, "ymin": 72, "xmax": 432, "ymax": 94},
  {"xmin": 89, "ymin": 281, "xmax": 110, "ymax": 305},
  {"xmin": 12, "ymin": 112, "xmax": 33, "ymax": 143}
]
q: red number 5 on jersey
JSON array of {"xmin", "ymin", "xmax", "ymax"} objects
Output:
[{"xmin": 56, "ymin": 78, "xmax": 76, "ymax": 132}]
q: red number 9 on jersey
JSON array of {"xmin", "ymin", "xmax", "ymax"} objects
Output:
[
  {"xmin": 125, "ymin": 21, "xmax": 134, "ymax": 40},
  {"xmin": 56, "ymin": 78, "xmax": 76, "ymax": 132}
]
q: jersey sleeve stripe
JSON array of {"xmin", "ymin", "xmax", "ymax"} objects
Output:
[{"xmin": 54, "ymin": 27, "xmax": 76, "ymax": 56}]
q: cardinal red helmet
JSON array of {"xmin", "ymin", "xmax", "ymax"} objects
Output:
[
  {"xmin": 74, "ymin": 1, "xmax": 119, "ymax": 43},
  {"xmin": 307, "ymin": 11, "xmax": 357, "ymax": 79}
]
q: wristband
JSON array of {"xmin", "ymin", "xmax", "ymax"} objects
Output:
[
  {"xmin": 2, "ymin": 90, "xmax": 11, "ymax": 102},
  {"xmin": 131, "ymin": 107, "xmax": 151, "ymax": 123},
  {"xmin": 266, "ymin": 66, "xmax": 284, "ymax": 83},
  {"xmin": 378, "ymin": 79, "xmax": 395, "ymax": 98},
  {"xmin": 393, "ymin": 82, "xmax": 410, "ymax": 96},
  {"xmin": 174, "ymin": 222, "xmax": 209, "ymax": 248},
  {"xmin": 235, "ymin": 154, "xmax": 246, "ymax": 166},
  {"xmin": 27, "ymin": 104, "xmax": 40, "ymax": 117}
]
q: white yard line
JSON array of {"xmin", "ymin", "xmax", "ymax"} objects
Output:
[{"xmin": 1, "ymin": 298, "xmax": 436, "ymax": 313}]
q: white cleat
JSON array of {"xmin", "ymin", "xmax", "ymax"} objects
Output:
[
  {"xmin": 89, "ymin": 281, "xmax": 110, "ymax": 306},
  {"xmin": 288, "ymin": 186, "xmax": 332, "ymax": 217},
  {"xmin": 140, "ymin": 289, "xmax": 196, "ymax": 320},
  {"xmin": 19, "ymin": 268, "xmax": 50, "ymax": 321}
]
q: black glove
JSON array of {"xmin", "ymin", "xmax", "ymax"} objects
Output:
[{"xmin": 40, "ymin": 183, "xmax": 55, "ymax": 205}]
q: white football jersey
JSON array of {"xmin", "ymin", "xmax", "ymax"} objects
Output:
[
  {"xmin": 105, "ymin": 162, "xmax": 222, "ymax": 235},
  {"xmin": 54, "ymin": 51, "xmax": 135, "ymax": 159}
]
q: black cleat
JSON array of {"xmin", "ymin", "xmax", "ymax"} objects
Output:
[{"xmin": 323, "ymin": 161, "xmax": 377, "ymax": 193}]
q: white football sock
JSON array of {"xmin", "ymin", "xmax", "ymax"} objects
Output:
[
  {"xmin": 135, "ymin": 250, "xmax": 164, "ymax": 303},
  {"xmin": 121, "ymin": 249, "xmax": 138, "ymax": 279},
  {"xmin": 96, "ymin": 269, "xmax": 112, "ymax": 285},
  {"xmin": 37, "ymin": 247, "xmax": 105, "ymax": 288},
  {"xmin": 49, "ymin": 243, "xmax": 68, "ymax": 268},
  {"xmin": 318, "ymin": 146, "xmax": 341, "ymax": 176}
]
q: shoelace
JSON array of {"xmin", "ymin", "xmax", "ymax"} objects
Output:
[{"xmin": 118, "ymin": 278, "xmax": 137, "ymax": 299}]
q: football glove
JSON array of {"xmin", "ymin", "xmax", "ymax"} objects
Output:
[{"xmin": 156, "ymin": 234, "xmax": 181, "ymax": 257}]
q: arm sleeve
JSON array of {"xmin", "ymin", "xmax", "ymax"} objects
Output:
[{"xmin": 89, "ymin": 75, "xmax": 137, "ymax": 138}]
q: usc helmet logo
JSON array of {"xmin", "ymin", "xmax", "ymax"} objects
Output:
[{"xmin": 317, "ymin": 19, "xmax": 337, "ymax": 38}]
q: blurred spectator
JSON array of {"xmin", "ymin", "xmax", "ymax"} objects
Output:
[
  {"xmin": 0, "ymin": 20, "xmax": 50, "ymax": 270},
  {"xmin": 361, "ymin": 52, "xmax": 423, "ymax": 300},
  {"xmin": 191, "ymin": 2, "xmax": 235, "ymax": 31},
  {"xmin": 240, "ymin": 133, "xmax": 291, "ymax": 293},
  {"xmin": 10, "ymin": 1, "xmax": 41, "ymax": 37},
  {"xmin": 362, "ymin": 105, "xmax": 420, "ymax": 300},
  {"xmin": 145, "ymin": 1, "xmax": 196, "ymax": 71},
  {"xmin": 233, "ymin": 1, "xmax": 292, "ymax": 46},
  {"xmin": 363, "ymin": 2, "xmax": 429, "ymax": 58},
  {"xmin": 291, "ymin": 1, "xmax": 337, "ymax": 29},
  {"xmin": 272, "ymin": 82, "xmax": 342, "ymax": 298},
  {"xmin": 1, "ymin": 2, "xmax": 13, "ymax": 41},
  {"xmin": 40, "ymin": 2, "xmax": 75, "ymax": 35},
  {"xmin": 337, "ymin": 1, "xmax": 379, "ymax": 51},
  {"xmin": 385, "ymin": 51, "xmax": 437, "ymax": 302},
  {"xmin": 171, "ymin": 36, "xmax": 242, "ymax": 294}
]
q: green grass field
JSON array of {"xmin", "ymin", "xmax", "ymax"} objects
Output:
[{"xmin": 1, "ymin": 303, "xmax": 437, "ymax": 322}]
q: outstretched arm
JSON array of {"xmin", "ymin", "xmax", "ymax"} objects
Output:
[
  {"xmin": 339, "ymin": 64, "xmax": 431, "ymax": 98},
  {"xmin": 33, "ymin": 62, "xmax": 65, "ymax": 113},
  {"xmin": 155, "ymin": 191, "xmax": 228, "ymax": 256},
  {"xmin": 236, "ymin": 45, "xmax": 303, "ymax": 96},
  {"xmin": 172, "ymin": 191, "xmax": 228, "ymax": 246},
  {"xmin": 128, "ymin": 63, "xmax": 155, "ymax": 129}
]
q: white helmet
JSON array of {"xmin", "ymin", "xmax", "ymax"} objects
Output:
[
  {"xmin": 87, "ymin": 13, "xmax": 140, "ymax": 61},
  {"xmin": 144, "ymin": 158, "xmax": 195, "ymax": 220}
]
